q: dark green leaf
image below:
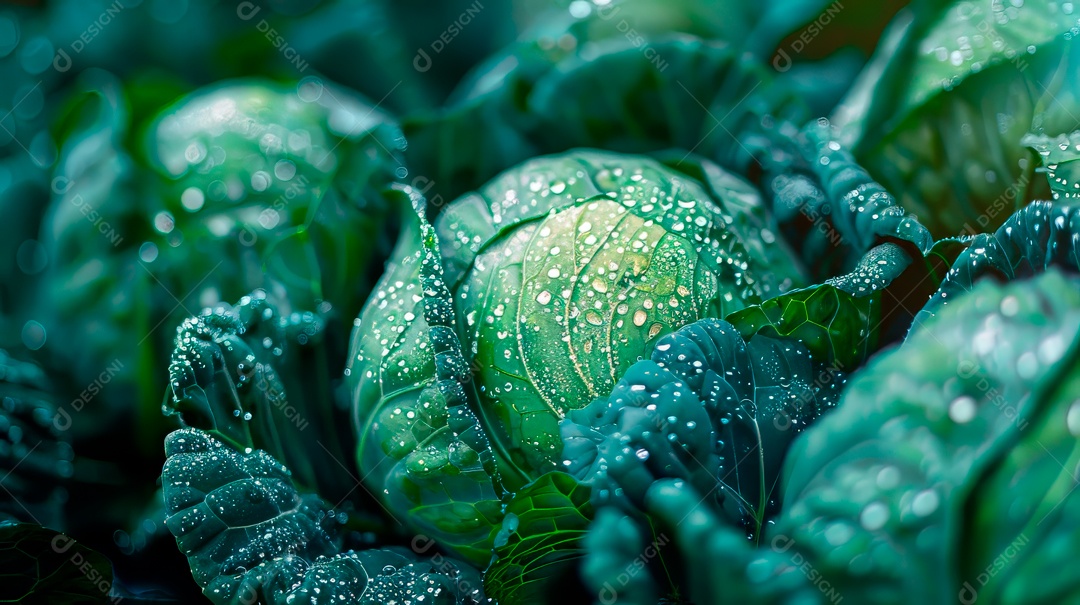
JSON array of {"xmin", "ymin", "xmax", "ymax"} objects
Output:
[
  {"xmin": 484, "ymin": 473, "xmax": 593, "ymax": 605},
  {"xmin": 581, "ymin": 480, "xmax": 820, "ymax": 605},
  {"xmin": 0, "ymin": 522, "xmax": 115, "ymax": 604},
  {"xmin": 562, "ymin": 318, "xmax": 845, "ymax": 542},
  {"xmin": 528, "ymin": 36, "xmax": 806, "ymax": 171}
]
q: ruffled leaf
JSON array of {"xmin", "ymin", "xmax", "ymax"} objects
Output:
[
  {"xmin": 166, "ymin": 291, "xmax": 355, "ymax": 502},
  {"xmin": 161, "ymin": 428, "xmax": 487, "ymax": 605},
  {"xmin": 917, "ymin": 200, "xmax": 1080, "ymax": 323},
  {"xmin": 562, "ymin": 318, "xmax": 845, "ymax": 542}
]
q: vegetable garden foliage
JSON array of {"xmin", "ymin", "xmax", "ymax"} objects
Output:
[{"xmin": 156, "ymin": 61, "xmax": 1080, "ymax": 605}]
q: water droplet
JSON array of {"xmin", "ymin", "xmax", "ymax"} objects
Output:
[
  {"xmin": 860, "ymin": 502, "xmax": 890, "ymax": 531},
  {"xmin": 21, "ymin": 320, "xmax": 45, "ymax": 350},
  {"xmin": 1067, "ymin": 401, "xmax": 1080, "ymax": 436},
  {"xmin": 948, "ymin": 395, "xmax": 977, "ymax": 423},
  {"xmin": 140, "ymin": 242, "xmax": 159, "ymax": 263},
  {"xmin": 181, "ymin": 187, "xmax": 205, "ymax": 212},
  {"xmin": 911, "ymin": 489, "xmax": 939, "ymax": 516},
  {"xmin": 1000, "ymin": 295, "xmax": 1020, "ymax": 317}
]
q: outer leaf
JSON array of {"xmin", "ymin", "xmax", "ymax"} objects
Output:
[
  {"xmin": 484, "ymin": 473, "xmax": 593, "ymax": 605},
  {"xmin": 161, "ymin": 428, "xmax": 487, "ymax": 605},
  {"xmin": 751, "ymin": 120, "xmax": 936, "ymax": 282},
  {"xmin": 578, "ymin": 269, "xmax": 1080, "ymax": 605},
  {"xmin": 0, "ymin": 350, "xmax": 72, "ymax": 528},
  {"xmin": 728, "ymin": 237, "xmax": 968, "ymax": 371},
  {"xmin": 527, "ymin": 36, "xmax": 806, "ymax": 171},
  {"xmin": 917, "ymin": 200, "xmax": 1080, "ymax": 323},
  {"xmin": 0, "ymin": 522, "xmax": 115, "ymax": 604},
  {"xmin": 775, "ymin": 270, "xmax": 1080, "ymax": 604},
  {"xmin": 166, "ymin": 291, "xmax": 355, "ymax": 503},
  {"xmin": 349, "ymin": 187, "xmax": 505, "ymax": 567},
  {"xmin": 732, "ymin": 126, "xmax": 964, "ymax": 371},
  {"xmin": 407, "ymin": 13, "xmax": 808, "ymax": 203},
  {"xmin": 581, "ymin": 480, "xmax": 822, "ymax": 605},
  {"xmin": 562, "ymin": 318, "xmax": 845, "ymax": 542},
  {"xmin": 833, "ymin": 0, "xmax": 1078, "ymax": 236},
  {"xmin": 727, "ymin": 243, "xmax": 906, "ymax": 369}
]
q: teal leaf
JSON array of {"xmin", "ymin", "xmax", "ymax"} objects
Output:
[
  {"xmin": 405, "ymin": 9, "xmax": 810, "ymax": 204},
  {"xmin": 917, "ymin": 200, "xmax": 1080, "ymax": 324},
  {"xmin": 527, "ymin": 36, "xmax": 806, "ymax": 171},
  {"xmin": 581, "ymin": 480, "xmax": 821, "ymax": 605},
  {"xmin": 161, "ymin": 428, "xmax": 488, "ymax": 605},
  {"xmin": 775, "ymin": 269, "xmax": 1080, "ymax": 604},
  {"xmin": 752, "ymin": 120, "xmax": 935, "ymax": 282},
  {"xmin": 562, "ymin": 318, "xmax": 845, "ymax": 543}
]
